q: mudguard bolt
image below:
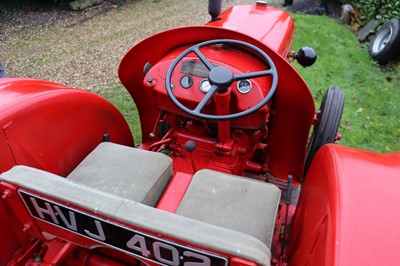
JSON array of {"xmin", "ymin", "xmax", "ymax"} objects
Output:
[
  {"xmin": 22, "ymin": 223, "xmax": 30, "ymax": 232},
  {"xmin": 1, "ymin": 190, "xmax": 11, "ymax": 199}
]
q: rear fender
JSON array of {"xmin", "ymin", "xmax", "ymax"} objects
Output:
[
  {"xmin": 0, "ymin": 78, "xmax": 134, "ymax": 176},
  {"xmin": 0, "ymin": 78, "xmax": 134, "ymax": 265},
  {"xmin": 289, "ymin": 144, "xmax": 400, "ymax": 265}
]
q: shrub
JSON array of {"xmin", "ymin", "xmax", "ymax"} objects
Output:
[
  {"xmin": 0, "ymin": 0, "xmax": 78, "ymax": 14},
  {"xmin": 352, "ymin": 0, "xmax": 400, "ymax": 24}
]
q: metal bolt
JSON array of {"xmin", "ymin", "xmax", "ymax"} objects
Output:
[
  {"xmin": 22, "ymin": 223, "xmax": 30, "ymax": 232},
  {"xmin": 1, "ymin": 190, "xmax": 11, "ymax": 199},
  {"xmin": 256, "ymin": 1, "xmax": 268, "ymax": 7}
]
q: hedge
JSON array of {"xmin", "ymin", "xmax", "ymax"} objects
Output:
[{"xmin": 352, "ymin": 0, "xmax": 400, "ymax": 24}]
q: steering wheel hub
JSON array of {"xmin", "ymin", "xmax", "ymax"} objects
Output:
[{"xmin": 208, "ymin": 66, "xmax": 234, "ymax": 91}]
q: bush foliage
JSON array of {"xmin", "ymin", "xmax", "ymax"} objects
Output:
[
  {"xmin": 0, "ymin": 0, "xmax": 73, "ymax": 13},
  {"xmin": 352, "ymin": 0, "xmax": 400, "ymax": 23}
]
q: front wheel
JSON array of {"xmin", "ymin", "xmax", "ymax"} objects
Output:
[
  {"xmin": 304, "ymin": 86, "xmax": 345, "ymax": 176},
  {"xmin": 369, "ymin": 19, "xmax": 400, "ymax": 65}
]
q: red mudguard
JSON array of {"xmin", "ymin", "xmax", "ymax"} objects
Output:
[
  {"xmin": 0, "ymin": 78, "xmax": 134, "ymax": 264},
  {"xmin": 0, "ymin": 78, "xmax": 134, "ymax": 176},
  {"xmin": 289, "ymin": 144, "xmax": 400, "ymax": 265}
]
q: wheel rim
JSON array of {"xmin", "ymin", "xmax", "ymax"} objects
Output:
[{"xmin": 372, "ymin": 27, "xmax": 393, "ymax": 53}]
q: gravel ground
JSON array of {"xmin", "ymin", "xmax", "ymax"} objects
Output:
[{"xmin": 0, "ymin": 0, "xmax": 338, "ymax": 92}]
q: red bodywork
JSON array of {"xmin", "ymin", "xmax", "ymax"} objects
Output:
[
  {"xmin": 0, "ymin": 3, "xmax": 399, "ymax": 266},
  {"xmin": 290, "ymin": 145, "xmax": 400, "ymax": 265},
  {"xmin": 0, "ymin": 79, "xmax": 133, "ymax": 176}
]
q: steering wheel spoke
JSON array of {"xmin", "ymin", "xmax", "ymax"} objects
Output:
[
  {"xmin": 193, "ymin": 48, "xmax": 215, "ymax": 71},
  {"xmin": 193, "ymin": 84, "xmax": 219, "ymax": 113},
  {"xmin": 234, "ymin": 69, "xmax": 274, "ymax": 81}
]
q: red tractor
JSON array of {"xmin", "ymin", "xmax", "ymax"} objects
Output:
[{"xmin": 0, "ymin": 1, "xmax": 399, "ymax": 265}]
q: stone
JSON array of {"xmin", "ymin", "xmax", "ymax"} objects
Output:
[
  {"xmin": 357, "ymin": 19, "xmax": 378, "ymax": 42},
  {"xmin": 69, "ymin": 0, "xmax": 104, "ymax": 11}
]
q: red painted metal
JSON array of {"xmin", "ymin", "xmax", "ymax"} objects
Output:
[
  {"xmin": 26, "ymin": 240, "xmax": 77, "ymax": 265},
  {"xmin": 0, "ymin": 2, "xmax": 399, "ymax": 266},
  {"xmin": 156, "ymin": 172, "xmax": 193, "ymax": 213},
  {"xmin": 289, "ymin": 144, "xmax": 400, "ymax": 265},
  {"xmin": 120, "ymin": 25, "xmax": 314, "ymax": 179},
  {"xmin": 0, "ymin": 78, "xmax": 134, "ymax": 265},
  {"xmin": 86, "ymin": 254, "xmax": 128, "ymax": 266},
  {"xmin": 214, "ymin": 90, "xmax": 232, "ymax": 144},
  {"xmin": 0, "ymin": 78, "xmax": 134, "ymax": 176},
  {"xmin": 207, "ymin": 4, "xmax": 294, "ymax": 57},
  {"xmin": 231, "ymin": 257, "xmax": 258, "ymax": 266}
]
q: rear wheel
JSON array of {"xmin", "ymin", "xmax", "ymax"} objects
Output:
[
  {"xmin": 369, "ymin": 19, "xmax": 400, "ymax": 65},
  {"xmin": 304, "ymin": 86, "xmax": 345, "ymax": 176}
]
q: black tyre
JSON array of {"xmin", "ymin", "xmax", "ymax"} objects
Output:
[
  {"xmin": 369, "ymin": 19, "xmax": 400, "ymax": 65},
  {"xmin": 304, "ymin": 86, "xmax": 345, "ymax": 176}
]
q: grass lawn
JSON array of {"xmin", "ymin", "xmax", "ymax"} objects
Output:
[
  {"xmin": 290, "ymin": 13, "xmax": 399, "ymax": 152},
  {"xmin": 106, "ymin": 12, "xmax": 399, "ymax": 152}
]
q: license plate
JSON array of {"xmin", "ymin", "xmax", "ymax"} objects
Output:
[{"xmin": 19, "ymin": 190, "xmax": 228, "ymax": 266}]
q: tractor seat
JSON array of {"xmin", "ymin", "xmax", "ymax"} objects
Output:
[
  {"xmin": 0, "ymin": 166, "xmax": 275, "ymax": 266},
  {"xmin": 67, "ymin": 142, "xmax": 173, "ymax": 206},
  {"xmin": 176, "ymin": 169, "xmax": 281, "ymax": 248}
]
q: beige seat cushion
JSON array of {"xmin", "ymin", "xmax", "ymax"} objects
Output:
[
  {"xmin": 67, "ymin": 142, "xmax": 172, "ymax": 206},
  {"xmin": 176, "ymin": 169, "xmax": 281, "ymax": 248}
]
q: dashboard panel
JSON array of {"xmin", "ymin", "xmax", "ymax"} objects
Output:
[{"xmin": 143, "ymin": 43, "xmax": 274, "ymax": 128}]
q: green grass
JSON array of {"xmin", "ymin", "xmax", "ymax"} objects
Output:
[
  {"xmin": 291, "ymin": 13, "xmax": 399, "ymax": 152},
  {"xmin": 98, "ymin": 83, "xmax": 142, "ymax": 145},
  {"xmin": 103, "ymin": 12, "xmax": 399, "ymax": 152}
]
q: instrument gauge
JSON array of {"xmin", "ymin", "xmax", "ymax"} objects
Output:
[
  {"xmin": 237, "ymin": 80, "xmax": 252, "ymax": 94},
  {"xmin": 180, "ymin": 75, "xmax": 193, "ymax": 89},
  {"xmin": 200, "ymin": 79, "xmax": 212, "ymax": 93}
]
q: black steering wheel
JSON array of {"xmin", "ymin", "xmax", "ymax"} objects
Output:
[{"xmin": 165, "ymin": 39, "xmax": 278, "ymax": 120}]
